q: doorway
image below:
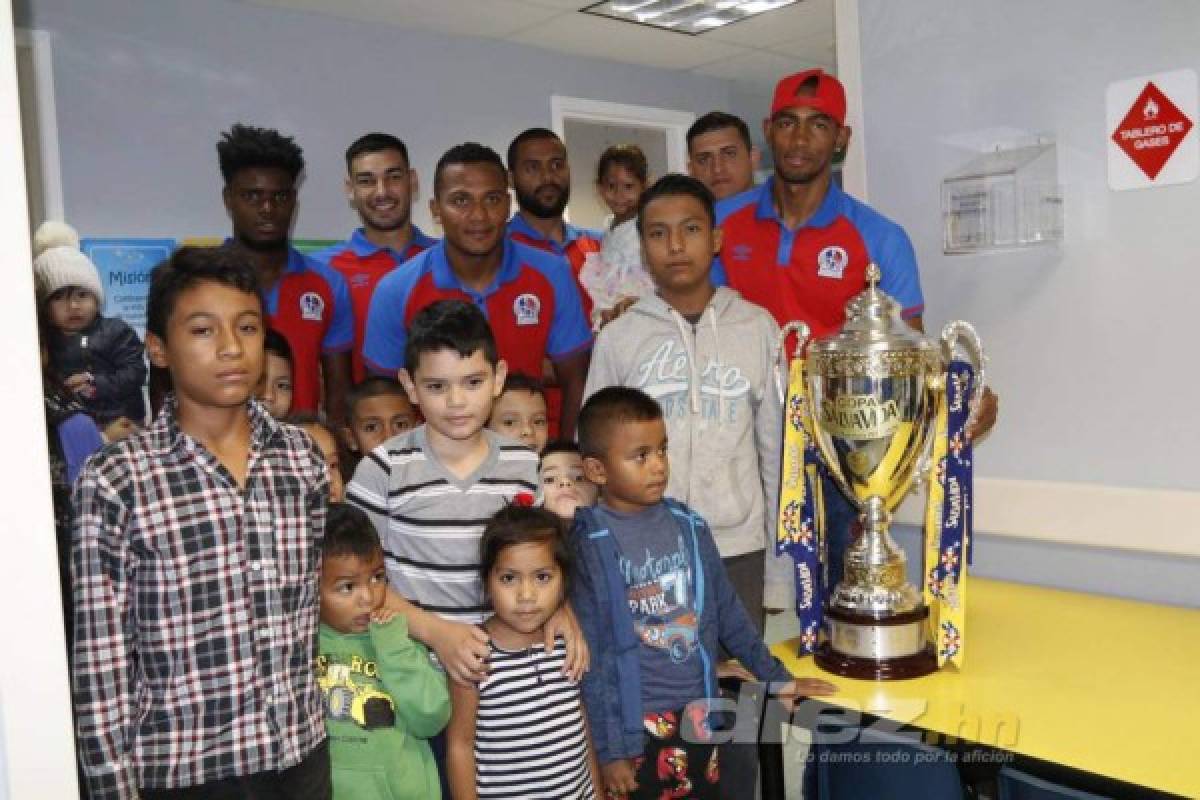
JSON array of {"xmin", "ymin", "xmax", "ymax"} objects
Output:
[
  {"xmin": 14, "ymin": 28, "xmax": 62, "ymax": 232},
  {"xmin": 552, "ymin": 95, "xmax": 694, "ymax": 231}
]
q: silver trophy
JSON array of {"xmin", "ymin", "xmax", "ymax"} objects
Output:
[{"xmin": 794, "ymin": 264, "xmax": 985, "ymax": 680}]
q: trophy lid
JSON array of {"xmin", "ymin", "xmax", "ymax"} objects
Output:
[{"xmin": 811, "ymin": 264, "xmax": 934, "ymax": 356}]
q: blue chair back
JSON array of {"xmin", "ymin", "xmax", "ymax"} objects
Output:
[
  {"xmin": 997, "ymin": 767, "xmax": 1113, "ymax": 800},
  {"xmin": 815, "ymin": 725, "xmax": 964, "ymax": 800}
]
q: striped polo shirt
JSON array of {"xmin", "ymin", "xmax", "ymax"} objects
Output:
[{"xmin": 345, "ymin": 426, "xmax": 538, "ymax": 624}]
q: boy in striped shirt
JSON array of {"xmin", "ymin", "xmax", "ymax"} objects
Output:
[{"xmin": 345, "ymin": 300, "xmax": 589, "ymax": 788}]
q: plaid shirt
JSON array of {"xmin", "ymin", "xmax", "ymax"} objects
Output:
[{"xmin": 71, "ymin": 397, "xmax": 329, "ymax": 798}]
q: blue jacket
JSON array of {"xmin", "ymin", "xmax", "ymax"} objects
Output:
[{"xmin": 570, "ymin": 498, "xmax": 792, "ymax": 764}]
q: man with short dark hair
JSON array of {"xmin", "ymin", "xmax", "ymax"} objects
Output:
[
  {"xmin": 218, "ymin": 123, "xmax": 353, "ymax": 422},
  {"xmin": 505, "ymin": 128, "xmax": 603, "ymax": 431},
  {"xmin": 715, "ymin": 67, "xmax": 996, "ymax": 595},
  {"xmin": 715, "ymin": 70, "xmax": 925, "ymax": 340},
  {"xmin": 505, "ymin": 128, "xmax": 602, "ymax": 296},
  {"xmin": 686, "ymin": 111, "xmax": 761, "ymax": 200},
  {"xmin": 363, "ymin": 142, "xmax": 593, "ymax": 438},
  {"xmin": 73, "ymin": 246, "xmax": 332, "ymax": 800},
  {"xmin": 313, "ymin": 133, "xmax": 437, "ymax": 382}
]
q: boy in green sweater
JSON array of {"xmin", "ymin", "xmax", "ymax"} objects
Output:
[{"xmin": 317, "ymin": 503, "xmax": 451, "ymax": 799}]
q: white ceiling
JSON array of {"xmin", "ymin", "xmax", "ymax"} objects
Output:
[{"xmin": 239, "ymin": 0, "xmax": 835, "ymax": 89}]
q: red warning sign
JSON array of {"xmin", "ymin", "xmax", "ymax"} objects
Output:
[{"xmin": 1111, "ymin": 81, "xmax": 1194, "ymax": 180}]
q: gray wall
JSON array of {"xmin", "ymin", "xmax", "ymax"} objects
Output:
[
  {"xmin": 856, "ymin": 0, "xmax": 1200, "ymax": 605},
  {"xmin": 858, "ymin": 0, "xmax": 1200, "ymax": 493},
  {"xmin": 16, "ymin": 0, "xmax": 744, "ymax": 239},
  {"xmin": 891, "ymin": 526, "xmax": 1199, "ymax": 608}
]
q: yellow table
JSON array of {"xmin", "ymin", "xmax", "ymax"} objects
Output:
[{"xmin": 771, "ymin": 578, "xmax": 1200, "ymax": 797}]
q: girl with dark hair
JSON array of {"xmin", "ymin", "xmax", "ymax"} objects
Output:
[
  {"xmin": 579, "ymin": 144, "xmax": 655, "ymax": 327},
  {"xmin": 446, "ymin": 505, "xmax": 600, "ymax": 799}
]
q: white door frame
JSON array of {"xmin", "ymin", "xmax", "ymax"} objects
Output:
[
  {"xmin": 551, "ymin": 95, "xmax": 695, "ymax": 175},
  {"xmin": 14, "ymin": 27, "xmax": 64, "ymax": 222},
  {"xmin": 834, "ymin": 0, "xmax": 868, "ymax": 199},
  {"xmin": 0, "ymin": 5, "xmax": 79, "ymax": 798}
]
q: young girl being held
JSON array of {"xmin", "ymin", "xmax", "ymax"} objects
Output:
[
  {"xmin": 580, "ymin": 145, "xmax": 655, "ymax": 327},
  {"xmin": 447, "ymin": 504, "xmax": 599, "ymax": 800}
]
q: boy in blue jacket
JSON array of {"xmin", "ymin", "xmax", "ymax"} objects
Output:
[{"xmin": 571, "ymin": 387, "xmax": 834, "ymax": 798}]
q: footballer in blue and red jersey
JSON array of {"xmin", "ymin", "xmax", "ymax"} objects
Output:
[
  {"xmin": 362, "ymin": 238, "xmax": 592, "ymax": 388},
  {"xmin": 506, "ymin": 129, "xmax": 603, "ymax": 320},
  {"xmin": 258, "ymin": 246, "xmax": 354, "ymax": 412},
  {"xmin": 713, "ymin": 177, "xmax": 924, "ymax": 342},
  {"xmin": 312, "ymin": 226, "xmax": 437, "ymax": 382},
  {"xmin": 507, "ymin": 213, "xmax": 602, "ymax": 318}
]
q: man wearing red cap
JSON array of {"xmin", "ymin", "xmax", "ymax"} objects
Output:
[
  {"xmin": 713, "ymin": 68, "xmax": 925, "ymax": 341},
  {"xmin": 712, "ymin": 69, "xmax": 926, "ymax": 608},
  {"xmin": 716, "ymin": 66, "xmax": 997, "ymax": 588},
  {"xmin": 712, "ymin": 69, "xmax": 918, "ymax": 800}
]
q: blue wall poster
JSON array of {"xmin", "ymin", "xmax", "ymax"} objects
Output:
[{"xmin": 81, "ymin": 238, "xmax": 176, "ymax": 338}]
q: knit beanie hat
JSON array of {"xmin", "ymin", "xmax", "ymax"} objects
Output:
[{"xmin": 32, "ymin": 221, "xmax": 104, "ymax": 304}]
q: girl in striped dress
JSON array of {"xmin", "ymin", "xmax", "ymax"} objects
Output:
[{"xmin": 447, "ymin": 505, "xmax": 600, "ymax": 799}]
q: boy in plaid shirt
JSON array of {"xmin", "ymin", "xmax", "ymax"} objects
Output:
[{"xmin": 71, "ymin": 247, "xmax": 331, "ymax": 799}]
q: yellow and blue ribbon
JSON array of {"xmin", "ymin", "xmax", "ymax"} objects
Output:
[
  {"xmin": 777, "ymin": 356, "xmax": 825, "ymax": 656},
  {"xmin": 923, "ymin": 360, "xmax": 976, "ymax": 668}
]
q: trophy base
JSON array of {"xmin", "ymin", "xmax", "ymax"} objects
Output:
[{"xmin": 814, "ymin": 606, "xmax": 938, "ymax": 681}]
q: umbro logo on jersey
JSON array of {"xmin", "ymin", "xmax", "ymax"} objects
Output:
[{"xmin": 731, "ymin": 244, "xmax": 754, "ymax": 262}]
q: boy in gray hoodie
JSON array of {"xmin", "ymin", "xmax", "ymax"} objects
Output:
[{"xmin": 584, "ymin": 173, "xmax": 790, "ymax": 627}]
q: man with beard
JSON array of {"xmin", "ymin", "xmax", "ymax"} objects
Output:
[
  {"xmin": 506, "ymin": 128, "xmax": 602, "ymax": 318},
  {"xmin": 314, "ymin": 133, "xmax": 437, "ymax": 383},
  {"xmin": 505, "ymin": 128, "xmax": 602, "ymax": 431},
  {"xmin": 363, "ymin": 142, "xmax": 592, "ymax": 437},
  {"xmin": 218, "ymin": 124, "xmax": 354, "ymax": 422}
]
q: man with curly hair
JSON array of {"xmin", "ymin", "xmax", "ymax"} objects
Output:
[{"xmin": 218, "ymin": 123, "xmax": 353, "ymax": 423}]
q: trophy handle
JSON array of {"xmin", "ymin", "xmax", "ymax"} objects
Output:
[
  {"xmin": 911, "ymin": 454, "xmax": 933, "ymax": 495},
  {"xmin": 773, "ymin": 320, "xmax": 812, "ymax": 404},
  {"xmin": 940, "ymin": 320, "xmax": 987, "ymax": 434}
]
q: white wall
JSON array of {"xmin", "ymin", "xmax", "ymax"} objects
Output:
[
  {"xmin": 17, "ymin": 0, "xmax": 744, "ymax": 240},
  {"xmin": 0, "ymin": 0, "xmax": 79, "ymax": 794},
  {"xmin": 858, "ymin": 0, "xmax": 1200, "ymax": 492},
  {"xmin": 855, "ymin": 0, "xmax": 1200, "ymax": 603}
]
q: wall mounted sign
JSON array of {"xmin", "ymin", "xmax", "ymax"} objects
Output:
[
  {"xmin": 1107, "ymin": 69, "xmax": 1197, "ymax": 190},
  {"xmin": 82, "ymin": 238, "xmax": 176, "ymax": 338}
]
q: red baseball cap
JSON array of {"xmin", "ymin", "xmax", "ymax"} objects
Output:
[{"xmin": 770, "ymin": 69, "xmax": 847, "ymax": 125}]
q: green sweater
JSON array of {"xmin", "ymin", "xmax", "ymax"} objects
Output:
[{"xmin": 318, "ymin": 617, "xmax": 451, "ymax": 800}]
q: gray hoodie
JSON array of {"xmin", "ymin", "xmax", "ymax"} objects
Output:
[{"xmin": 584, "ymin": 287, "xmax": 793, "ymax": 608}]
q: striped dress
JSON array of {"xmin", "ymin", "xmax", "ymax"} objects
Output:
[
  {"xmin": 346, "ymin": 426, "xmax": 538, "ymax": 624},
  {"xmin": 476, "ymin": 640, "xmax": 596, "ymax": 799}
]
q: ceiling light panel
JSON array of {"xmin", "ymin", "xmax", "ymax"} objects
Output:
[{"xmin": 582, "ymin": 0, "xmax": 798, "ymax": 34}]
